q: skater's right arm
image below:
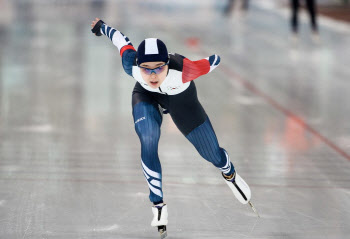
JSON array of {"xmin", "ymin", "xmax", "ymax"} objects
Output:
[{"xmin": 91, "ymin": 18, "xmax": 136, "ymax": 76}]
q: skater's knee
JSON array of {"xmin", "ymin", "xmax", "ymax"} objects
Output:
[
  {"xmin": 139, "ymin": 132, "xmax": 160, "ymax": 147},
  {"xmin": 135, "ymin": 123, "xmax": 160, "ymax": 145}
]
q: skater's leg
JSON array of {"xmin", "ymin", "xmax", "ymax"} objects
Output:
[
  {"xmin": 168, "ymin": 82, "xmax": 235, "ymax": 176},
  {"xmin": 132, "ymin": 87, "xmax": 169, "ymax": 235},
  {"xmin": 224, "ymin": 0, "xmax": 235, "ymax": 16},
  {"xmin": 185, "ymin": 118, "xmax": 252, "ymax": 204},
  {"xmin": 133, "ymin": 98, "xmax": 164, "ymax": 204},
  {"xmin": 169, "ymin": 82, "xmax": 251, "ymax": 205},
  {"xmin": 185, "ymin": 117, "xmax": 235, "ymax": 176},
  {"xmin": 290, "ymin": 0, "xmax": 299, "ymax": 33},
  {"xmin": 242, "ymin": 0, "xmax": 249, "ymax": 10},
  {"xmin": 306, "ymin": 0, "xmax": 318, "ymax": 32}
]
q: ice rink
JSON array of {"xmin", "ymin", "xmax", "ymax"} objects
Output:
[{"xmin": 1, "ymin": 0, "xmax": 350, "ymax": 238}]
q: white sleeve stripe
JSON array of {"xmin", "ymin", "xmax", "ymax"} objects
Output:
[
  {"xmin": 101, "ymin": 24, "xmax": 133, "ymax": 52},
  {"xmin": 109, "ymin": 29, "xmax": 116, "ymax": 40},
  {"xmin": 112, "ymin": 31, "xmax": 131, "ymax": 52},
  {"xmin": 101, "ymin": 25, "xmax": 106, "ymax": 35},
  {"xmin": 213, "ymin": 55, "xmax": 218, "ymax": 65}
]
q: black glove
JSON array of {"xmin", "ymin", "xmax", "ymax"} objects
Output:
[{"xmin": 91, "ymin": 20, "xmax": 105, "ymax": 36}]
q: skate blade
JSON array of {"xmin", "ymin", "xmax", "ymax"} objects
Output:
[
  {"xmin": 248, "ymin": 201, "xmax": 260, "ymax": 218},
  {"xmin": 158, "ymin": 226, "xmax": 167, "ymax": 239},
  {"xmin": 159, "ymin": 230, "xmax": 167, "ymax": 239}
]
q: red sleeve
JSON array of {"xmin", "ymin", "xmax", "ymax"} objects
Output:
[
  {"xmin": 120, "ymin": 45, "xmax": 136, "ymax": 57},
  {"xmin": 182, "ymin": 58, "xmax": 210, "ymax": 83}
]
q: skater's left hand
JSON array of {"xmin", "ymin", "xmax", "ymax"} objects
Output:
[
  {"xmin": 91, "ymin": 18, "xmax": 104, "ymax": 36},
  {"xmin": 91, "ymin": 18, "xmax": 101, "ymax": 29}
]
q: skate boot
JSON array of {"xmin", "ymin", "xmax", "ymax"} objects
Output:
[
  {"xmin": 223, "ymin": 172, "xmax": 260, "ymax": 217},
  {"xmin": 222, "ymin": 172, "xmax": 251, "ymax": 204},
  {"xmin": 151, "ymin": 203, "xmax": 168, "ymax": 239}
]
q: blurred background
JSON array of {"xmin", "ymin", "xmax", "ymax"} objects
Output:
[{"xmin": 0, "ymin": 0, "xmax": 350, "ymax": 238}]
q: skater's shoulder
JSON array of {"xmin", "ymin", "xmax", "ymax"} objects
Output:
[{"xmin": 168, "ymin": 53, "xmax": 185, "ymax": 72}]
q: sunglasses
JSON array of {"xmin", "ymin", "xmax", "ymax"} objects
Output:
[{"xmin": 138, "ymin": 61, "xmax": 169, "ymax": 75}]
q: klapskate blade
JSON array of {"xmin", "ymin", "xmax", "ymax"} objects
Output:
[
  {"xmin": 248, "ymin": 201, "xmax": 260, "ymax": 218},
  {"xmin": 160, "ymin": 230, "xmax": 167, "ymax": 239},
  {"xmin": 158, "ymin": 226, "xmax": 167, "ymax": 239}
]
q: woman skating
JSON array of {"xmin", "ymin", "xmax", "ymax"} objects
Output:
[{"xmin": 91, "ymin": 18, "xmax": 254, "ymax": 238}]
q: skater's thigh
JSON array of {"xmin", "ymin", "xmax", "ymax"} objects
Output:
[
  {"xmin": 132, "ymin": 87, "xmax": 162, "ymax": 137},
  {"xmin": 169, "ymin": 82, "xmax": 207, "ymax": 136}
]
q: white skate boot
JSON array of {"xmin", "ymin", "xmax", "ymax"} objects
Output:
[
  {"xmin": 151, "ymin": 203, "xmax": 168, "ymax": 238},
  {"xmin": 223, "ymin": 172, "xmax": 260, "ymax": 217},
  {"xmin": 223, "ymin": 172, "xmax": 251, "ymax": 204}
]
